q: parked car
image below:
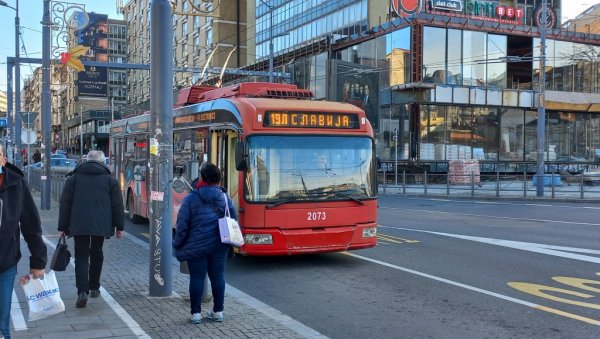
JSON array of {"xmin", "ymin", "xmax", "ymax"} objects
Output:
[{"xmin": 50, "ymin": 158, "xmax": 77, "ymax": 174}]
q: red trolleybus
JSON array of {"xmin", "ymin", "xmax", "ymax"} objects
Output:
[{"xmin": 110, "ymin": 82, "xmax": 378, "ymax": 255}]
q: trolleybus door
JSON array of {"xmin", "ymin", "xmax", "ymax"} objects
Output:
[{"xmin": 209, "ymin": 129, "xmax": 239, "ymax": 207}]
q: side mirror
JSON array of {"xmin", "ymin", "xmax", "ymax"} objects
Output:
[{"xmin": 235, "ymin": 141, "xmax": 247, "ymax": 171}]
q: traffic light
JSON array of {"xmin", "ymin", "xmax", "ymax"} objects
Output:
[{"xmin": 59, "ymin": 45, "xmax": 89, "ymax": 72}]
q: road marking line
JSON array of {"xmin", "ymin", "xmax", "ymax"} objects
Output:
[
  {"xmin": 378, "ymin": 233, "xmax": 420, "ymax": 244},
  {"xmin": 377, "ymin": 235, "xmax": 404, "ymax": 244},
  {"xmin": 380, "ymin": 226, "xmax": 600, "ymax": 264},
  {"xmin": 11, "ymin": 289, "xmax": 27, "ymax": 331},
  {"xmin": 343, "ymin": 252, "xmax": 600, "ymax": 326},
  {"xmin": 140, "ymin": 232, "xmax": 150, "ymax": 239},
  {"xmin": 536, "ymin": 306, "xmax": 600, "ymax": 325},
  {"xmin": 42, "ymin": 235, "xmax": 151, "ymax": 338}
]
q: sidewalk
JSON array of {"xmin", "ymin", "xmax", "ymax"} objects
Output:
[{"xmin": 11, "ymin": 191, "xmax": 325, "ymax": 339}]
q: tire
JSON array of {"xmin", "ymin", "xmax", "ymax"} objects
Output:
[{"xmin": 127, "ymin": 192, "xmax": 144, "ymax": 224}]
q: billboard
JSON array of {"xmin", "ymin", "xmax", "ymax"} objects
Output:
[
  {"xmin": 333, "ymin": 60, "xmax": 380, "ymax": 130},
  {"xmin": 76, "ymin": 13, "xmax": 108, "ymax": 62},
  {"xmin": 76, "ymin": 13, "xmax": 108, "ymax": 97},
  {"xmin": 78, "ymin": 66, "xmax": 108, "ymax": 97}
]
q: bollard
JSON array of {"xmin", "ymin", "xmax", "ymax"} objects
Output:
[
  {"xmin": 581, "ymin": 175, "xmax": 584, "ymax": 199},
  {"xmin": 551, "ymin": 172, "xmax": 555, "ymax": 199},
  {"xmin": 471, "ymin": 172, "xmax": 475, "ymax": 197},
  {"xmin": 383, "ymin": 169, "xmax": 386, "ymax": 194},
  {"xmin": 424, "ymin": 171, "xmax": 428, "ymax": 196},
  {"xmin": 523, "ymin": 172, "xmax": 527, "ymax": 197},
  {"xmin": 402, "ymin": 171, "xmax": 406, "ymax": 195},
  {"xmin": 496, "ymin": 172, "xmax": 500, "ymax": 197},
  {"xmin": 395, "ymin": 162, "xmax": 398, "ymax": 187},
  {"xmin": 446, "ymin": 172, "xmax": 450, "ymax": 196}
]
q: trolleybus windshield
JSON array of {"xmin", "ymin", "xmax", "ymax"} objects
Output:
[{"xmin": 244, "ymin": 135, "xmax": 376, "ymax": 203}]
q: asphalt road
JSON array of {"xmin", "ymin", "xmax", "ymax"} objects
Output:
[{"xmin": 126, "ymin": 196, "xmax": 600, "ymax": 338}]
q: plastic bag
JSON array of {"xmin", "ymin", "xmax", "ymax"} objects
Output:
[
  {"xmin": 218, "ymin": 193, "xmax": 244, "ymax": 247},
  {"xmin": 21, "ymin": 270, "xmax": 65, "ymax": 321}
]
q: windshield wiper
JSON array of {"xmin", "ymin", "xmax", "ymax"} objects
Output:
[
  {"xmin": 266, "ymin": 198, "xmax": 296, "ymax": 209},
  {"xmin": 330, "ymin": 191, "xmax": 364, "ymax": 205}
]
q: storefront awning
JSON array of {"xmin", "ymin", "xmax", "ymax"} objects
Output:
[{"xmin": 544, "ymin": 91, "xmax": 600, "ymax": 112}]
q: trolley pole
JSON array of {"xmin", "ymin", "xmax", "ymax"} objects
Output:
[{"xmin": 148, "ymin": 0, "xmax": 173, "ymax": 297}]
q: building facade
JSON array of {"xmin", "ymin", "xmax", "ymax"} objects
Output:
[
  {"xmin": 121, "ymin": 0, "xmax": 247, "ymax": 112},
  {"xmin": 61, "ymin": 13, "xmax": 128, "ymax": 155},
  {"xmin": 240, "ymin": 0, "xmax": 600, "ymax": 172}
]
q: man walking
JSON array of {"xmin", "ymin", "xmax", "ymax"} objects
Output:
[
  {"xmin": 32, "ymin": 149, "xmax": 41, "ymax": 164},
  {"xmin": 58, "ymin": 150, "xmax": 124, "ymax": 308},
  {"xmin": 0, "ymin": 144, "xmax": 47, "ymax": 338}
]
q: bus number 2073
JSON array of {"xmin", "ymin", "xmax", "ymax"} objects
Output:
[{"xmin": 307, "ymin": 212, "xmax": 327, "ymax": 221}]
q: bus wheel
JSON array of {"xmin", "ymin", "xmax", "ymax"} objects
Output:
[{"xmin": 127, "ymin": 193, "xmax": 143, "ymax": 224}]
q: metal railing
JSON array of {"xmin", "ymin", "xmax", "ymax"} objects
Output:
[
  {"xmin": 379, "ymin": 170, "xmax": 600, "ymax": 200},
  {"xmin": 27, "ymin": 168, "xmax": 68, "ymax": 202}
]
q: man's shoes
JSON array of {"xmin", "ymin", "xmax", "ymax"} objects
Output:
[
  {"xmin": 76, "ymin": 291, "xmax": 88, "ymax": 308},
  {"xmin": 90, "ymin": 290, "xmax": 100, "ymax": 298}
]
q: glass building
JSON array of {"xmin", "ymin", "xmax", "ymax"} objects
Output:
[{"xmin": 248, "ymin": 0, "xmax": 600, "ymax": 173}]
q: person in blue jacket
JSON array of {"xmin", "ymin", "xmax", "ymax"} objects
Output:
[{"xmin": 173, "ymin": 162, "xmax": 237, "ymax": 324}]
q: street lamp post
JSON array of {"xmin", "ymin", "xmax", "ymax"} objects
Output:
[
  {"xmin": 536, "ymin": 0, "xmax": 548, "ymax": 197},
  {"xmin": 80, "ymin": 105, "xmax": 84, "ymax": 159},
  {"xmin": 258, "ymin": 0, "xmax": 274, "ymax": 82},
  {"xmin": 0, "ymin": 0, "xmax": 21, "ymax": 166}
]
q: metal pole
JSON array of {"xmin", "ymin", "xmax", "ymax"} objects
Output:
[
  {"xmin": 41, "ymin": 0, "xmax": 51, "ymax": 210},
  {"xmin": 258, "ymin": 0, "xmax": 274, "ymax": 82},
  {"xmin": 14, "ymin": 0, "xmax": 21, "ymax": 168},
  {"xmin": 536, "ymin": 0, "xmax": 548, "ymax": 197},
  {"xmin": 109, "ymin": 97, "xmax": 114, "ymax": 168},
  {"xmin": 80, "ymin": 106, "xmax": 83, "ymax": 159},
  {"xmin": 268, "ymin": 8, "xmax": 273, "ymax": 82},
  {"xmin": 6, "ymin": 61, "xmax": 13, "ymax": 163},
  {"xmin": 149, "ymin": 0, "xmax": 173, "ymax": 297}
]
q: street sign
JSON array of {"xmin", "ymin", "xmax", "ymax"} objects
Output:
[
  {"xmin": 21, "ymin": 129, "xmax": 37, "ymax": 145},
  {"xmin": 17, "ymin": 112, "xmax": 39, "ymax": 126},
  {"xmin": 0, "ymin": 118, "xmax": 6, "ymax": 127}
]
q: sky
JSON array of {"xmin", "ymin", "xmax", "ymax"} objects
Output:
[
  {"xmin": 0, "ymin": 0, "xmax": 122, "ymax": 89},
  {"xmin": 0, "ymin": 0, "xmax": 597, "ymax": 92}
]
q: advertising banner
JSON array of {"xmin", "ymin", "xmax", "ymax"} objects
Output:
[
  {"xmin": 78, "ymin": 66, "xmax": 107, "ymax": 97},
  {"xmin": 333, "ymin": 60, "xmax": 380, "ymax": 130}
]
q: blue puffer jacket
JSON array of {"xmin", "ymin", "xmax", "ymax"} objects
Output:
[{"xmin": 173, "ymin": 185, "xmax": 237, "ymax": 261}]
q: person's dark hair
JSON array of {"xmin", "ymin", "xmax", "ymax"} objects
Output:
[{"xmin": 200, "ymin": 162, "xmax": 221, "ymax": 185}]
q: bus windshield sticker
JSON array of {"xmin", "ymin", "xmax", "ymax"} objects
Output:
[{"xmin": 263, "ymin": 112, "xmax": 359, "ymax": 129}]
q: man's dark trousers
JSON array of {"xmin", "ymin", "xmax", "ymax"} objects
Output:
[{"xmin": 74, "ymin": 235, "xmax": 105, "ymax": 293}]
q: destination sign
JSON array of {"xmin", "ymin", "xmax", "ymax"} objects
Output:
[{"xmin": 264, "ymin": 112, "xmax": 359, "ymax": 129}]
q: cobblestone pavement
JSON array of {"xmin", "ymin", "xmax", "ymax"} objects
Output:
[{"xmin": 10, "ymin": 191, "xmax": 325, "ymax": 339}]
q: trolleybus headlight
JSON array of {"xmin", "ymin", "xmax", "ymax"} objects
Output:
[
  {"xmin": 362, "ymin": 227, "xmax": 377, "ymax": 238},
  {"xmin": 244, "ymin": 234, "xmax": 273, "ymax": 245}
]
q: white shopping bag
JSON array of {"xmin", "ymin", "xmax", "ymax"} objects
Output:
[
  {"xmin": 20, "ymin": 270, "xmax": 65, "ymax": 321},
  {"xmin": 218, "ymin": 193, "xmax": 244, "ymax": 247}
]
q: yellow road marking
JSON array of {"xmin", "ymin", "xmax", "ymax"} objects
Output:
[
  {"xmin": 535, "ymin": 305, "xmax": 600, "ymax": 325},
  {"xmin": 140, "ymin": 232, "xmax": 150, "ymax": 239},
  {"xmin": 508, "ymin": 282, "xmax": 600, "ymax": 310},
  {"xmin": 378, "ymin": 233, "xmax": 420, "ymax": 244},
  {"xmin": 377, "ymin": 235, "xmax": 404, "ymax": 244}
]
